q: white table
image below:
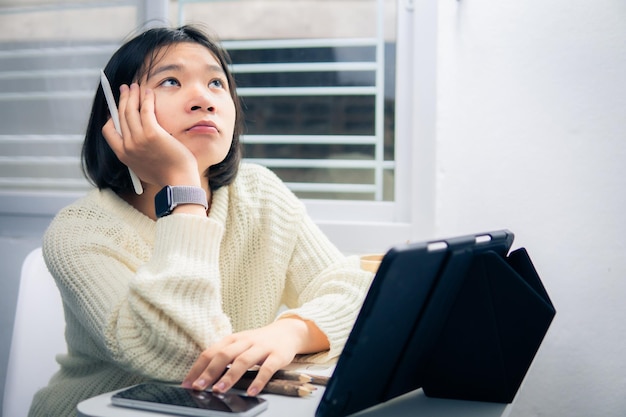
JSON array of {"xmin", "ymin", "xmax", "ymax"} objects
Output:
[{"xmin": 77, "ymin": 386, "xmax": 513, "ymax": 417}]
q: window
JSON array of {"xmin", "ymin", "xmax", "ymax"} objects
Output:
[
  {"xmin": 175, "ymin": 0, "xmax": 440, "ymax": 250},
  {"xmin": 0, "ymin": 0, "xmax": 437, "ymax": 252},
  {"xmin": 0, "ymin": 1, "xmax": 142, "ymax": 193},
  {"xmin": 178, "ymin": 0, "xmax": 395, "ymax": 204}
]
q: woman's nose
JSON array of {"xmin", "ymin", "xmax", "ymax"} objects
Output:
[
  {"xmin": 190, "ymin": 104, "xmax": 215, "ymax": 112},
  {"xmin": 188, "ymin": 87, "xmax": 215, "ymax": 112}
]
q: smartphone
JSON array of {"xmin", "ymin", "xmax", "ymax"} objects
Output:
[{"xmin": 111, "ymin": 383, "xmax": 268, "ymax": 417}]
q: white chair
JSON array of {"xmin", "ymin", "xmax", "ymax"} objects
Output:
[{"xmin": 3, "ymin": 248, "xmax": 66, "ymax": 417}]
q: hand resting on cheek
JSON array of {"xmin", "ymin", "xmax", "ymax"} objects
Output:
[{"xmin": 101, "ymin": 83, "xmax": 201, "ymax": 190}]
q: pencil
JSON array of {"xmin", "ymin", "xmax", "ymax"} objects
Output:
[
  {"xmin": 309, "ymin": 374, "xmax": 330, "ymax": 386},
  {"xmin": 244, "ymin": 368, "xmax": 329, "ymax": 386},
  {"xmin": 264, "ymin": 380, "xmax": 313, "ymax": 397},
  {"xmin": 233, "ymin": 377, "xmax": 313, "ymax": 397},
  {"xmin": 273, "ymin": 369, "xmax": 314, "ymax": 383},
  {"xmin": 273, "ymin": 369, "xmax": 330, "ymax": 386}
]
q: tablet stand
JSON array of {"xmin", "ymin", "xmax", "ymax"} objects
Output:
[{"xmin": 421, "ymin": 247, "xmax": 555, "ymax": 403}]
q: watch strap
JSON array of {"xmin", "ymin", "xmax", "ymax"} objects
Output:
[{"xmin": 155, "ymin": 185, "xmax": 208, "ymax": 218}]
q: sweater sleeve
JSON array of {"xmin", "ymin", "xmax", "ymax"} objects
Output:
[
  {"xmin": 43, "ymin": 202, "xmax": 232, "ymax": 382},
  {"xmin": 278, "ymin": 213, "xmax": 374, "ymax": 363},
  {"xmin": 251, "ymin": 178, "xmax": 373, "ymax": 362}
]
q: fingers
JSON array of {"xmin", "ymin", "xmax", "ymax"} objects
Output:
[
  {"xmin": 140, "ymin": 88, "xmax": 159, "ymax": 137},
  {"xmin": 182, "ymin": 338, "xmax": 250, "ymax": 391},
  {"xmin": 100, "ymin": 84, "xmax": 139, "ymax": 166},
  {"xmin": 101, "ymin": 117, "xmax": 122, "ymax": 154},
  {"xmin": 244, "ymin": 356, "xmax": 283, "ymax": 396},
  {"xmin": 182, "ymin": 333, "xmax": 292, "ymax": 397},
  {"xmin": 117, "ymin": 84, "xmax": 175, "ymax": 155},
  {"xmin": 213, "ymin": 346, "xmax": 270, "ymax": 395},
  {"xmin": 116, "ymin": 84, "xmax": 130, "ymax": 138},
  {"xmin": 119, "ymin": 83, "xmax": 142, "ymax": 148}
]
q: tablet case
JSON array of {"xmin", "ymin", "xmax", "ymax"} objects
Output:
[
  {"xmin": 315, "ymin": 230, "xmax": 555, "ymax": 417},
  {"xmin": 420, "ymin": 247, "xmax": 555, "ymax": 403}
]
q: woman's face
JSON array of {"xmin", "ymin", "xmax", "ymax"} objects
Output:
[{"xmin": 139, "ymin": 42, "xmax": 236, "ymax": 172}]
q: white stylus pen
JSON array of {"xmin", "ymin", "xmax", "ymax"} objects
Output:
[{"xmin": 100, "ymin": 69, "xmax": 144, "ymax": 195}]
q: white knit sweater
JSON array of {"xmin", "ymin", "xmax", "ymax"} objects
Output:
[{"xmin": 30, "ymin": 163, "xmax": 372, "ymax": 417}]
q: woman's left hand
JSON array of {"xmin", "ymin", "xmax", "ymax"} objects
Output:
[{"xmin": 182, "ymin": 318, "xmax": 328, "ymax": 396}]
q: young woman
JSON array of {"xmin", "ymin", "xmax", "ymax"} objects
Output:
[{"xmin": 30, "ymin": 25, "xmax": 373, "ymax": 416}]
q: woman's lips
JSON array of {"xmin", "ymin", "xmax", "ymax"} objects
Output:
[{"xmin": 187, "ymin": 122, "xmax": 218, "ymax": 134}]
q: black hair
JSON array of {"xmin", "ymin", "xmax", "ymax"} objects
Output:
[{"xmin": 82, "ymin": 25, "xmax": 243, "ymax": 194}]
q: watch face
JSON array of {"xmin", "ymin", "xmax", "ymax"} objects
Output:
[{"xmin": 155, "ymin": 186, "xmax": 173, "ymax": 218}]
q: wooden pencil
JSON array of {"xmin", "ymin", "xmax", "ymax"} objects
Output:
[
  {"xmin": 273, "ymin": 369, "xmax": 314, "ymax": 383},
  {"xmin": 272, "ymin": 368, "xmax": 330, "ymax": 386},
  {"xmin": 233, "ymin": 377, "xmax": 313, "ymax": 397},
  {"xmin": 244, "ymin": 368, "xmax": 328, "ymax": 385},
  {"xmin": 309, "ymin": 374, "xmax": 330, "ymax": 386}
]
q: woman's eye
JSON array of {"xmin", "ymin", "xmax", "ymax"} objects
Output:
[
  {"xmin": 209, "ymin": 79, "xmax": 225, "ymax": 89},
  {"xmin": 160, "ymin": 78, "xmax": 180, "ymax": 87}
]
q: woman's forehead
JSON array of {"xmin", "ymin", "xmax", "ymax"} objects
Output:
[{"xmin": 141, "ymin": 42, "xmax": 223, "ymax": 79}]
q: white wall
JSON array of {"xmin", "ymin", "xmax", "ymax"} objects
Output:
[{"xmin": 435, "ymin": 1, "xmax": 626, "ymax": 416}]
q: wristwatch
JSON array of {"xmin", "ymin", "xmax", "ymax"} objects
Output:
[{"xmin": 154, "ymin": 185, "xmax": 208, "ymax": 218}]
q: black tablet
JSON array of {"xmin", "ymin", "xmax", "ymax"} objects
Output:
[{"xmin": 316, "ymin": 229, "xmax": 555, "ymax": 417}]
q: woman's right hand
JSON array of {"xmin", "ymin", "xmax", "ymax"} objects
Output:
[
  {"xmin": 102, "ymin": 83, "xmax": 201, "ymax": 189},
  {"xmin": 183, "ymin": 318, "xmax": 329, "ymax": 397}
]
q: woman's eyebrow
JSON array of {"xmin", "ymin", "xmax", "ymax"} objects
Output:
[
  {"xmin": 148, "ymin": 63, "xmax": 225, "ymax": 80},
  {"xmin": 206, "ymin": 64, "xmax": 226, "ymax": 75},
  {"xmin": 148, "ymin": 63, "xmax": 182, "ymax": 79}
]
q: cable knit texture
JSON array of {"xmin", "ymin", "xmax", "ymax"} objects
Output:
[{"xmin": 29, "ymin": 163, "xmax": 373, "ymax": 417}]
